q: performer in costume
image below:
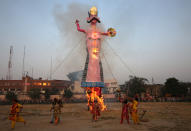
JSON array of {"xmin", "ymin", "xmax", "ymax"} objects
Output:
[
  {"xmin": 50, "ymin": 98, "xmax": 61, "ymax": 125},
  {"xmin": 131, "ymin": 97, "xmax": 140, "ymax": 124},
  {"xmin": 9, "ymin": 99, "xmax": 26, "ymax": 129},
  {"xmin": 92, "ymin": 99, "xmax": 100, "ymax": 121},
  {"xmin": 119, "ymin": 94, "xmax": 130, "ymax": 124},
  {"xmin": 58, "ymin": 99, "xmax": 63, "ymax": 123}
]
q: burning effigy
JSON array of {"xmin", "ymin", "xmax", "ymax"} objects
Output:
[{"xmin": 75, "ymin": 6, "xmax": 116, "ymax": 119}]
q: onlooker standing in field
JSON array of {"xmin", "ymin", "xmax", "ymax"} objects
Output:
[
  {"xmin": 50, "ymin": 98, "xmax": 57, "ymax": 124},
  {"xmin": 9, "ymin": 99, "xmax": 26, "ymax": 129}
]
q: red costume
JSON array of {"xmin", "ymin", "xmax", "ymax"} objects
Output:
[
  {"xmin": 119, "ymin": 97, "xmax": 130, "ymax": 124},
  {"xmin": 92, "ymin": 101, "xmax": 100, "ymax": 121}
]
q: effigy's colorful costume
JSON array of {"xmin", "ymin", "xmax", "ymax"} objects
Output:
[
  {"xmin": 119, "ymin": 97, "xmax": 130, "ymax": 124},
  {"xmin": 75, "ymin": 6, "xmax": 116, "ymax": 116},
  {"xmin": 131, "ymin": 100, "xmax": 139, "ymax": 124},
  {"xmin": 9, "ymin": 102, "xmax": 26, "ymax": 129}
]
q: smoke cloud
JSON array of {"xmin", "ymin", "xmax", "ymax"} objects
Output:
[{"xmin": 52, "ymin": 3, "xmax": 110, "ymax": 80}]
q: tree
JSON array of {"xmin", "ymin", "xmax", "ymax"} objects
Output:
[
  {"xmin": 6, "ymin": 91, "xmax": 17, "ymax": 102},
  {"xmin": 164, "ymin": 77, "xmax": 179, "ymax": 97},
  {"xmin": 28, "ymin": 88, "xmax": 41, "ymax": 101},
  {"xmin": 120, "ymin": 81, "xmax": 129, "ymax": 93},
  {"xmin": 179, "ymin": 82, "xmax": 189, "ymax": 97},
  {"xmin": 63, "ymin": 88, "xmax": 73, "ymax": 99},
  {"xmin": 44, "ymin": 88, "xmax": 51, "ymax": 100},
  {"xmin": 164, "ymin": 78, "xmax": 190, "ymax": 97},
  {"xmin": 128, "ymin": 76, "xmax": 148, "ymax": 97}
]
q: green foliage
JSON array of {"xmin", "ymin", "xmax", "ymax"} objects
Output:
[
  {"xmin": 6, "ymin": 91, "xmax": 17, "ymax": 102},
  {"xmin": 179, "ymin": 82, "xmax": 189, "ymax": 96},
  {"xmin": 128, "ymin": 76, "xmax": 148, "ymax": 97},
  {"xmin": 63, "ymin": 88, "xmax": 73, "ymax": 99},
  {"xmin": 164, "ymin": 78, "xmax": 189, "ymax": 97},
  {"xmin": 165, "ymin": 77, "xmax": 179, "ymax": 96},
  {"xmin": 28, "ymin": 88, "xmax": 41, "ymax": 100}
]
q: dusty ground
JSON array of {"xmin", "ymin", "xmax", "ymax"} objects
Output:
[{"xmin": 0, "ymin": 102, "xmax": 191, "ymax": 131}]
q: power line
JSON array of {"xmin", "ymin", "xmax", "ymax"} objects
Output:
[
  {"xmin": 50, "ymin": 56, "xmax": 52, "ymax": 80},
  {"xmin": 104, "ymin": 40, "xmax": 136, "ymax": 76},
  {"xmin": 51, "ymin": 38, "xmax": 83, "ymax": 76},
  {"xmin": 101, "ymin": 50, "xmax": 117, "ymax": 81}
]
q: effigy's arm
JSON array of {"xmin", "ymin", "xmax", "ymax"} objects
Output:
[
  {"xmin": 100, "ymin": 32, "xmax": 109, "ymax": 36},
  {"xmin": 75, "ymin": 20, "xmax": 86, "ymax": 33}
]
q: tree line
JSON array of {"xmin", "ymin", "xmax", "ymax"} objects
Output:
[{"xmin": 119, "ymin": 76, "xmax": 190, "ymax": 98}]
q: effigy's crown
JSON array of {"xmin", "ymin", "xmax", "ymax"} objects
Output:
[{"xmin": 90, "ymin": 6, "xmax": 98, "ymax": 16}]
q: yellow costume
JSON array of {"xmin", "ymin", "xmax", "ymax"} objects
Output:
[
  {"xmin": 131, "ymin": 100, "xmax": 139, "ymax": 124},
  {"xmin": 9, "ymin": 102, "xmax": 25, "ymax": 129}
]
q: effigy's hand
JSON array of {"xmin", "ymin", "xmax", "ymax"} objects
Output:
[
  {"xmin": 107, "ymin": 28, "xmax": 116, "ymax": 37},
  {"xmin": 75, "ymin": 20, "xmax": 79, "ymax": 24}
]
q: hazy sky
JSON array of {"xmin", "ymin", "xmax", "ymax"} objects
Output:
[{"xmin": 0, "ymin": 0, "xmax": 191, "ymax": 84}]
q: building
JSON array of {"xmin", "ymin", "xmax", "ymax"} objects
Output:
[
  {"xmin": 145, "ymin": 84, "xmax": 163, "ymax": 97},
  {"xmin": 0, "ymin": 75, "xmax": 72, "ymax": 95},
  {"xmin": 104, "ymin": 79, "xmax": 119, "ymax": 94}
]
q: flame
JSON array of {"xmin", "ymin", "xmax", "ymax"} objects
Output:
[
  {"xmin": 86, "ymin": 87, "xmax": 106, "ymax": 112},
  {"xmin": 92, "ymin": 48, "xmax": 98, "ymax": 59},
  {"xmin": 91, "ymin": 32, "xmax": 99, "ymax": 39}
]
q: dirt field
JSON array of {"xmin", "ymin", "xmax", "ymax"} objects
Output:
[{"xmin": 0, "ymin": 102, "xmax": 191, "ymax": 131}]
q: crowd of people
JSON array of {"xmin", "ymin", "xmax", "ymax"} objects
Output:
[{"xmin": 8, "ymin": 95, "xmax": 140, "ymax": 129}]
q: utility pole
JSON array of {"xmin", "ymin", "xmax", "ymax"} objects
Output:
[
  {"xmin": 32, "ymin": 67, "xmax": 33, "ymax": 78},
  {"xmin": 50, "ymin": 56, "xmax": 52, "ymax": 80},
  {"xmin": 7, "ymin": 46, "xmax": 13, "ymax": 80},
  {"xmin": 22, "ymin": 46, "xmax": 26, "ymax": 77}
]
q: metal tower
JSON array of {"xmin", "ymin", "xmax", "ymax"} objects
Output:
[{"xmin": 7, "ymin": 46, "xmax": 13, "ymax": 80}]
